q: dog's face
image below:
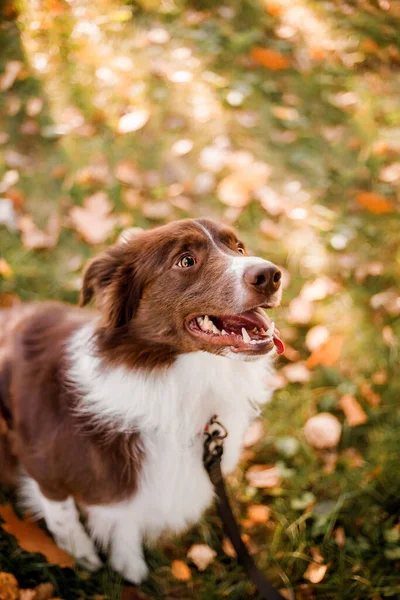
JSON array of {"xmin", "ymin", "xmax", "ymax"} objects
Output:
[{"xmin": 81, "ymin": 218, "xmax": 284, "ymax": 368}]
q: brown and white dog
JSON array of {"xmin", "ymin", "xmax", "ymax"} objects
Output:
[{"xmin": 0, "ymin": 218, "xmax": 284, "ymax": 583}]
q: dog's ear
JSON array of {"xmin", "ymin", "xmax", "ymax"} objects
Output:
[{"xmin": 80, "ymin": 239, "xmax": 144, "ymax": 328}]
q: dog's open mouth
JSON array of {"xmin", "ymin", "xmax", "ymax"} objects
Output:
[{"xmin": 185, "ymin": 307, "xmax": 284, "ymax": 355}]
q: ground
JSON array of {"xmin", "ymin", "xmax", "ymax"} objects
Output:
[{"xmin": 0, "ymin": 1, "xmax": 399, "ymax": 599}]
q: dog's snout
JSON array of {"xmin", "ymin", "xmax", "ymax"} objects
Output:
[{"xmin": 244, "ymin": 263, "xmax": 281, "ymax": 295}]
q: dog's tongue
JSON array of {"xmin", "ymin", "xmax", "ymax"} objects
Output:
[{"xmin": 273, "ymin": 334, "xmax": 285, "ymax": 355}]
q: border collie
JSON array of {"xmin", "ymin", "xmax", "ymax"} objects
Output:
[{"xmin": 0, "ymin": 218, "xmax": 283, "ymax": 583}]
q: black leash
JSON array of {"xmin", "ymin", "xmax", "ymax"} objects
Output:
[{"xmin": 203, "ymin": 416, "xmax": 285, "ymax": 600}]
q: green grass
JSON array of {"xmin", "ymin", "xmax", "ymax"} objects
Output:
[{"xmin": 1, "ymin": 0, "xmax": 400, "ymax": 598}]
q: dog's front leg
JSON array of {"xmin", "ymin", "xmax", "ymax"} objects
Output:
[
  {"xmin": 39, "ymin": 494, "xmax": 102, "ymax": 571},
  {"xmin": 217, "ymin": 409, "xmax": 252, "ymax": 475},
  {"xmin": 109, "ymin": 518, "xmax": 148, "ymax": 584}
]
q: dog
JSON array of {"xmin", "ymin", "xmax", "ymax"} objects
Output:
[{"xmin": 0, "ymin": 218, "xmax": 284, "ymax": 583}]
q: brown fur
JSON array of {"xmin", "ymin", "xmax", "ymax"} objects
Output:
[{"xmin": 0, "ymin": 218, "xmax": 277, "ymax": 505}]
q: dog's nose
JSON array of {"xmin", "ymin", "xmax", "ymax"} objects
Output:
[{"xmin": 244, "ymin": 263, "xmax": 281, "ymax": 295}]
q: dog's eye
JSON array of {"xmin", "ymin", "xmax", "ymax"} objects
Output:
[
  {"xmin": 178, "ymin": 255, "xmax": 196, "ymax": 268},
  {"xmin": 237, "ymin": 243, "xmax": 245, "ymax": 255}
]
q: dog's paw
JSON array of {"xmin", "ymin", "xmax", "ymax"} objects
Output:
[
  {"xmin": 56, "ymin": 529, "xmax": 103, "ymax": 572},
  {"xmin": 111, "ymin": 552, "xmax": 149, "ymax": 584}
]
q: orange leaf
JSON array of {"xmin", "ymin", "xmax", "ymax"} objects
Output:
[
  {"xmin": 355, "ymin": 191, "xmax": 394, "ymax": 214},
  {"xmin": 250, "ymin": 48, "xmax": 290, "ymax": 70},
  {"xmin": 245, "ymin": 465, "xmax": 282, "ymax": 488},
  {"xmin": 171, "ymin": 560, "xmax": 191, "ymax": 581},
  {"xmin": 0, "ymin": 572, "xmax": 19, "ymax": 600},
  {"xmin": 339, "ymin": 394, "xmax": 368, "ymax": 427},
  {"xmin": 303, "ymin": 562, "xmax": 328, "ymax": 583},
  {"xmin": 306, "ymin": 335, "xmax": 344, "ymax": 368},
  {"xmin": 0, "ymin": 504, "xmax": 74, "ymax": 568},
  {"xmin": 247, "ymin": 504, "xmax": 271, "ymax": 524}
]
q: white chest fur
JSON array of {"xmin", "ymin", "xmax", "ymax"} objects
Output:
[{"xmin": 66, "ymin": 324, "xmax": 275, "ymax": 582}]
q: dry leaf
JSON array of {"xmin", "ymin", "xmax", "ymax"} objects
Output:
[
  {"xmin": 281, "ymin": 363, "xmax": 311, "ymax": 383},
  {"xmin": 355, "ymin": 191, "xmax": 394, "ymax": 214},
  {"xmin": 0, "ymin": 572, "xmax": 19, "ymax": 600},
  {"xmin": 305, "ymin": 326, "xmax": 329, "ymax": 351},
  {"xmin": 187, "ymin": 544, "xmax": 216, "ymax": 571},
  {"xmin": 115, "ymin": 160, "xmax": 142, "ymax": 187},
  {"xmin": 379, "ymin": 162, "xmax": 400, "ymax": 183},
  {"xmin": 222, "ymin": 537, "xmax": 236, "ymax": 558},
  {"xmin": 287, "ymin": 296, "xmax": 314, "ymax": 325},
  {"xmin": 306, "ymin": 335, "xmax": 344, "ymax": 368},
  {"xmin": 303, "ymin": 413, "xmax": 341, "ymax": 449},
  {"xmin": 18, "ymin": 215, "xmax": 60, "ymax": 250},
  {"xmin": 0, "ymin": 61, "xmax": 24, "ymax": 91},
  {"xmin": 359, "ymin": 382, "xmax": 381, "ymax": 407},
  {"xmin": 117, "ymin": 109, "xmax": 149, "ymax": 133},
  {"xmin": 246, "ymin": 465, "xmax": 282, "ymax": 488},
  {"xmin": 0, "ymin": 258, "xmax": 13, "ymax": 278},
  {"xmin": 19, "ymin": 590, "xmax": 36, "ymax": 600},
  {"xmin": 339, "ymin": 394, "xmax": 368, "ymax": 427},
  {"xmin": 303, "ymin": 562, "xmax": 328, "ymax": 583},
  {"xmin": 250, "ymin": 47, "xmax": 290, "ymax": 70},
  {"xmin": 247, "ymin": 504, "xmax": 271, "ymax": 524},
  {"xmin": 272, "ymin": 106, "xmax": 299, "ymax": 121},
  {"xmin": 0, "ymin": 505, "xmax": 74, "ymax": 568},
  {"xmin": 333, "ymin": 527, "xmax": 346, "ymax": 548},
  {"xmin": 171, "ymin": 560, "xmax": 191, "ymax": 581},
  {"xmin": 242, "ymin": 419, "xmax": 264, "ymax": 448},
  {"xmin": 69, "ymin": 192, "xmax": 116, "ymax": 245},
  {"xmin": 301, "ymin": 277, "xmax": 338, "ymax": 302},
  {"xmin": 217, "ymin": 163, "xmax": 270, "ymax": 208},
  {"xmin": 31, "ymin": 583, "xmax": 54, "ymax": 600}
]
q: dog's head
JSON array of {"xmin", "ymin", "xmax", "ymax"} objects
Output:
[{"xmin": 81, "ymin": 218, "xmax": 284, "ymax": 368}]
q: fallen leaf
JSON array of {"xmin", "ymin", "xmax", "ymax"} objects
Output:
[
  {"xmin": 342, "ymin": 448, "xmax": 365, "ymax": 469},
  {"xmin": 18, "ymin": 215, "xmax": 60, "ymax": 250},
  {"xmin": 260, "ymin": 218, "xmax": 282, "ymax": 239},
  {"xmin": 333, "ymin": 527, "xmax": 346, "ymax": 548},
  {"xmin": 0, "ymin": 61, "xmax": 24, "ymax": 91},
  {"xmin": 306, "ymin": 335, "xmax": 344, "ymax": 368},
  {"xmin": 222, "ymin": 537, "xmax": 236, "ymax": 558},
  {"xmin": 117, "ymin": 109, "xmax": 149, "ymax": 134},
  {"xmin": 247, "ymin": 504, "xmax": 271, "ymax": 524},
  {"xmin": 359, "ymin": 382, "xmax": 381, "ymax": 407},
  {"xmin": 5, "ymin": 188, "xmax": 25, "ymax": 210},
  {"xmin": 217, "ymin": 163, "xmax": 270, "ymax": 208},
  {"xmin": 250, "ymin": 47, "xmax": 290, "ymax": 70},
  {"xmin": 171, "ymin": 560, "xmax": 191, "ymax": 581},
  {"xmin": 246, "ymin": 465, "xmax": 282, "ymax": 488},
  {"xmin": 303, "ymin": 562, "xmax": 328, "ymax": 583},
  {"xmin": 355, "ymin": 191, "xmax": 394, "ymax": 214},
  {"xmin": 303, "ymin": 413, "xmax": 342, "ymax": 449},
  {"xmin": 115, "ymin": 160, "xmax": 142, "ymax": 187},
  {"xmin": 339, "ymin": 394, "xmax": 368, "ymax": 427},
  {"xmin": 0, "ymin": 199, "xmax": 18, "ymax": 231},
  {"xmin": 0, "ymin": 572, "xmax": 19, "ymax": 600},
  {"xmin": 370, "ymin": 288, "xmax": 400, "ymax": 316},
  {"xmin": 305, "ymin": 326, "xmax": 329, "ymax": 351},
  {"xmin": 0, "ymin": 170, "xmax": 19, "ymax": 194},
  {"xmin": 379, "ymin": 162, "xmax": 400, "ymax": 183},
  {"xmin": 19, "ymin": 590, "xmax": 36, "ymax": 600},
  {"xmin": 287, "ymin": 296, "xmax": 314, "ymax": 325},
  {"xmin": 272, "ymin": 106, "xmax": 299, "ymax": 121},
  {"xmin": 242, "ymin": 419, "xmax": 264, "ymax": 448},
  {"xmin": 0, "ymin": 504, "xmax": 74, "ymax": 567},
  {"xmin": 142, "ymin": 201, "xmax": 172, "ymax": 220},
  {"xmin": 69, "ymin": 192, "xmax": 116, "ymax": 245},
  {"xmin": 75, "ymin": 160, "xmax": 111, "ymax": 186},
  {"xmin": 0, "ymin": 258, "xmax": 13, "ymax": 278},
  {"xmin": 187, "ymin": 544, "xmax": 216, "ymax": 571},
  {"xmin": 31, "ymin": 583, "xmax": 54, "ymax": 600},
  {"xmin": 281, "ymin": 363, "xmax": 311, "ymax": 383},
  {"xmin": 301, "ymin": 277, "xmax": 338, "ymax": 302},
  {"xmin": 26, "ymin": 97, "xmax": 43, "ymax": 117}
]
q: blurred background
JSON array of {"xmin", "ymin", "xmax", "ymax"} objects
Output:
[{"xmin": 0, "ymin": 1, "xmax": 399, "ymax": 599}]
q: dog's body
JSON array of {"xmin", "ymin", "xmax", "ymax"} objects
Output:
[{"xmin": 0, "ymin": 218, "xmax": 283, "ymax": 582}]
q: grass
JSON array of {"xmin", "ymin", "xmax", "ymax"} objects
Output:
[{"xmin": 1, "ymin": 0, "xmax": 400, "ymax": 598}]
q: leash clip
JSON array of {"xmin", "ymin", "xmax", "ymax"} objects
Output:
[{"xmin": 203, "ymin": 415, "xmax": 227, "ymax": 471}]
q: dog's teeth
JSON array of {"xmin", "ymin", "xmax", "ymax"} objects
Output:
[
  {"xmin": 266, "ymin": 321, "xmax": 275, "ymax": 337},
  {"xmin": 250, "ymin": 339, "xmax": 257, "ymax": 345},
  {"xmin": 260, "ymin": 328, "xmax": 266, "ymax": 335},
  {"xmin": 252, "ymin": 328, "xmax": 258, "ymax": 333},
  {"xmin": 221, "ymin": 329, "xmax": 228, "ymax": 336},
  {"xmin": 197, "ymin": 317, "xmax": 203, "ymax": 325},
  {"xmin": 212, "ymin": 324, "xmax": 220, "ymax": 334},
  {"xmin": 203, "ymin": 315, "xmax": 212, "ymax": 331},
  {"xmin": 241, "ymin": 328, "xmax": 251, "ymax": 343}
]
